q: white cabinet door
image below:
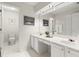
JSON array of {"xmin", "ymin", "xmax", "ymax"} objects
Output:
[
  {"xmin": 31, "ymin": 36, "xmax": 34, "ymax": 49},
  {"xmin": 51, "ymin": 43, "xmax": 65, "ymax": 57},
  {"xmin": 31, "ymin": 36, "xmax": 39, "ymax": 52},
  {"xmin": 72, "ymin": 13, "xmax": 79, "ymax": 36},
  {"xmin": 65, "ymin": 48, "xmax": 79, "ymax": 57},
  {"xmin": 33, "ymin": 37, "xmax": 39, "ymax": 53}
]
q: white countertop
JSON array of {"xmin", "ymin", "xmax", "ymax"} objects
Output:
[{"xmin": 31, "ymin": 34, "xmax": 79, "ymax": 51}]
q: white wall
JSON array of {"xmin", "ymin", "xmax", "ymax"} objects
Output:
[
  {"xmin": 20, "ymin": 9, "xmax": 48, "ymax": 49},
  {"xmin": 18, "ymin": 5, "xmax": 39, "ymax": 51},
  {"xmin": 19, "ymin": 12, "xmax": 49, "ymax": 51}
]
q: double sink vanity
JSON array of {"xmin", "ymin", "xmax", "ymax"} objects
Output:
[{"xmin": 30, "ymin": 34, "xmax": 79, "ymax": 57}]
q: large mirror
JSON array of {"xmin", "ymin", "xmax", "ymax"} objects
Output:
[
  {"xmin": 54, "ymin": 2, "xmax": 79, "ymax": 37},
  {"xmin": 37, "ymin": 2, "xmax": 79, "ymax": 37}
]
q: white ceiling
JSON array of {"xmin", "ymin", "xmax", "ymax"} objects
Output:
[
  {"xmin": 4, "ymin": 2, "xmax": 50, "ymax": 12},
  {"xmin": 5, "ymin": 2, "xmax": 39, "ymax": 7},
  {"xmin": 25, "ymin": 2, "xmax": 39, "ymax": 6}
]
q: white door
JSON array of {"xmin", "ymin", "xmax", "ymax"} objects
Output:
[{"xmin": 51, "ymin": 43, "xmax": 65, "ymax": 57}]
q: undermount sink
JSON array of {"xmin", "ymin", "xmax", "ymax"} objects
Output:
[
  {"xmin": 61, "ymin": 39, "xmax": 75, "ymax": 44},
  {"xmin": 61, "ymin": 40, "xmax": 74, "ymax": 44}
]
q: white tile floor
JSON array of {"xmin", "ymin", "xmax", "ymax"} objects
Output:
[
  {"xmin": 2, "ymin": 51, "xmax": 30, "ymax": 57},
  {"xmin": 1, "ymin": 47, "xmax": 49, "ymax": 57},
  {"xmin": 1, "ymin": 43, "xmax": 50, "ymax": 57},
  {"xmin": 1, "ymin": 46, "xmax": 30, "ymax": 57},
  {"xmin": 1, "ymin": 44, "xmax": 30, "ymax": 57}
]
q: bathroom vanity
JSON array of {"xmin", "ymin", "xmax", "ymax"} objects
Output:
[
  {"xmin": 30, "ymin": 34, "xmax": 79, "ymax": 57},
  {"xmin": 30, "ymin": 35, "xmax": 49, "ymax": 54},
  {"xmin": 31, "ymin": 2, "xmax": 79, "ymax": 57}
]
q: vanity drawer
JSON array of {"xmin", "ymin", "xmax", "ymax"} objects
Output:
[
  {"xmin": 51, "ymin": 43, "xmax": 65, "ymax": 57},
  {"xmin": 65, "ymin": 48, "xmax": 79, "ymax": 57}
]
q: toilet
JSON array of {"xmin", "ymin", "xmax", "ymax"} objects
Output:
[{"xmin": 8, "ymin": 34, "xmax": 16, "ymax": 45}]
